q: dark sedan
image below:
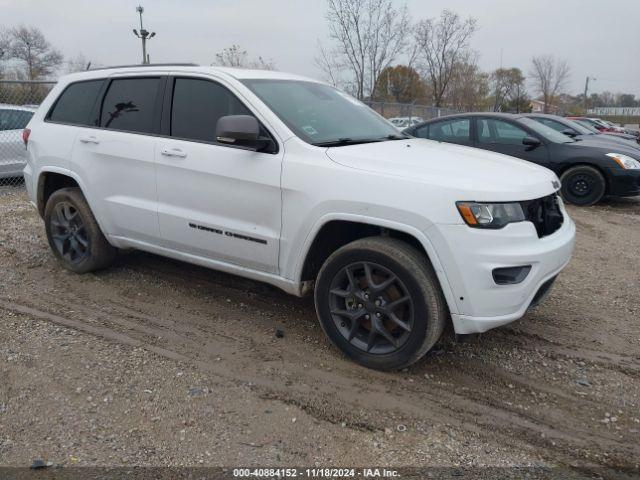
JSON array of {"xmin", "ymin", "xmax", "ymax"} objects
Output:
[
  {"xmin": 524, "ymin": 113, "xmax": 640, "ymax": 151},
  {"xmin": 404, "ymin": 113, "xmax": 640, "ymax": 206}
]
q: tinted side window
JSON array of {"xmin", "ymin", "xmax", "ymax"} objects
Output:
[
  {"xmin": 0, "ymin": 109, "xmax": 34, "ymax": 131},
  {"xmin": 48, "ymin": 80, "xmax": 103, "ymax": 125},
  {"xmin": 171, "ymin": 78, "xmax": 252, "ymax": 143},
  {"xmin": 538, "ymin": 118, "xmax": 567, "ymax": 133},
  {"xmin": 428, "ymin": 119, "xmax": 470, "ymax": 144},
  {"xmin": 100, "ymin": 78, "xmax": 160, "ymax": 133},
  {"xmin": 478, "ymin": 119, "xmax": 528, "ymax": 145}
]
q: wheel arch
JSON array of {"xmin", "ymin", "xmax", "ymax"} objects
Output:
[
  {"xmin": 295, "ymin": 215, "xmax": 458, "ymax": 315},
  {"xmin": 36, "ymin": 168, "xmax": 87, "ymax": 217}
]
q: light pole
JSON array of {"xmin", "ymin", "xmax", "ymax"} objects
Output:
[
  {"xmin": 584, "ymin": 76, "xmax": 596, "ymax": 110},
  {"xmin": 132, "ymin": 6, "xmax": 155, "ymax": 64}
]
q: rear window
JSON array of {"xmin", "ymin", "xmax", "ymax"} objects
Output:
[
  {"xmin": 0, "ymin": 109, "xmax": 34, "ymax": 131},
  {"xmin": 100, "ymin": 77, "xmax": 161, "ymax": 134},
  {"xmin": 48, "ymin": 80, "xmax": 104, "ymax": 125}
]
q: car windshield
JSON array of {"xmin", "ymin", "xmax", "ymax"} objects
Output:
[
  {"xmin": 242, "ymin": 79, "xmax": 401, "ymax": 146},
  {"xmin": 563, "ymin": 119, "xmax": 594, "ymax": 135},
  {"xmin": 573, "ymin": 119, "xmax": 600, "ymax": 133},
  {"xmin": 518, "ymin": 117, "xmax": 574, "ymax": 143}
]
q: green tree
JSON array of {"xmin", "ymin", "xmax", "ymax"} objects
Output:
[
  {"xmin": 491, "ymin": 67, "xmax": 527, "ymax": 112},
  {"xmin": 372, "ymin": 65, "xmax": 428, "ymax": 103}
]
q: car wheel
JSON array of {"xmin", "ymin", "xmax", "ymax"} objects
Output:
[
  {"xmin": 560, "ymin": 166, "xmax": 606, "ymax": 206},
  {"xmin": 44, "ymin": 187, "xmax": 116, "ymax": 273},
  {"xmin": 314, "ymin": 237, "xmax": 448, "ymax": 371}
]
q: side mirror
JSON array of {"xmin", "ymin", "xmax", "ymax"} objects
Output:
[
  {"xmin": 216, "ymin": 115, "xmax": 271, "ymax": 151},
  {"xmin": 561, "ymin": 129, "xmax": 578, "ymax": 138},
  {"xmin": 522, "ymin": 136, "xmax": 542, "ymax": 148}
]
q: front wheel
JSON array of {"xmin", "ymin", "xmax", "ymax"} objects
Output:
[
  {"xmin": 560, "ymin": 165, "xmax": 606, "ymax": 206},
  {"xmin": 314, "ymin": 237, "xmax": 448, "ymax": 371}
]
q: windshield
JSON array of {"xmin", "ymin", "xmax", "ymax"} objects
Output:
[
  {"xmin": 242, "ymin": 79, "xmax": 401, "ymax": 146},
  {"xmin": 573, "ymin": 119, "xmax": 600, "ymax": 133},
  {"xmin": 518, "ymin": 117, "xmax": 574, "ymax": 143},
  {"xmin": 562, "ymin": 119, "xmax": 594, "ymax": 135}
]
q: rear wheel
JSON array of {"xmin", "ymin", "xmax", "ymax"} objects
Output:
[
  {"xmin": 44, "ymin": 188, "xmax": 116, "ymax": 273},
  {"xmin": 560, "ymin": 165, "xmax": 606, "ymax": 206},
  {"xmin": 314, "ymin": 237, "xmax": 448, "ymax": 371}
]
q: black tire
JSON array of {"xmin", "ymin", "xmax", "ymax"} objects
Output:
[
  {"xmin": 560, "ymin": 165, "xmax": 606, "ymax": 206},
  {"xmin": 44, "ymin": 187, "xmax": 116, "ymax": 274},
  {"xmin": 314, "ymin": 237, "xmax": 448, "ymax": 371}
]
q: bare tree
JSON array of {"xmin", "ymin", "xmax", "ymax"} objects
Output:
[
  {"xmin": 529, "ymin": 55, "xmax": 570, "ymax": 113},
  {"xmin": 65, "ymin": 53, "xmax": 92, "ymax": 73},
  {"xmin": 213, "ymin": 44, "xmax": 276, "ymax": 70},
  {"xmin": 0, "ymin": 28, "xmax": 10, "ymax": 80},
  {"xmin": 9, "ymin": 25, "xmax": 63, "ymax": 80},
  {"xmin": 319, "ymin": 0, "xmax": 410, "ymax": 100},
  {"xmin": 444, "ymin": 52, "xmax": 490, "ymax": 112},
  {"xmin": 413, "ymin": 10, "xmax": 477, "ymax": 107},
  {"xmin": 314, "ymin": 41, "xmax": 342, "ymax": 88},
  {"xmin": 0, "ymin": 28, "xmax": 10, "ymax": 61}
]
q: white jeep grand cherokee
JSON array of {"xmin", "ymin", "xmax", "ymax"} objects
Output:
[{"xmin": 23, "ymin": 65, "xmax": 575, "ymax": 370}]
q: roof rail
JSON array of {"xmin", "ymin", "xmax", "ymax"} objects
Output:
[{"xmin": 88, "ymin": 63, "xmax": 199, "ymax": 71}]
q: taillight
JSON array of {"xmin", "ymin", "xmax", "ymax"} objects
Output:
[{"xmin": 22, "ymin": 128, "xmax": 31, "ymax": 147}]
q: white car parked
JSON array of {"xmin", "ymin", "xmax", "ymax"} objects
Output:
[
  {"xmin": 23, "ymin": 65, "xmax": 575, "ymax": 370},
  {"xmin": 388, "ymin": 116, "xmax": 424, "ymax": 129},
  {"xmin": 0, "ymin": 104, "xmax": 36, "ymax": 178}
]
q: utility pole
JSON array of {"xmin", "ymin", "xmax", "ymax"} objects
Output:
[
  {"xmin": 132, "ymin": 6, "xmax": 155, "ymax": 64},
  {"xmin": 583, "ymin": 76, "xmax": 596, "ymax": 110}
]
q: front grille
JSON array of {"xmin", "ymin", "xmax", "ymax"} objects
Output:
[{"xmin": 520, "ymin": 194, "xmax": 564, "ymax": 238}]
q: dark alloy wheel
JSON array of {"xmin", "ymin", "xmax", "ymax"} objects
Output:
[
  {"xmin": 50, "ymin": 202, "xmax": 90, "ymax": 264},
  {"xmin": 315, "ymin": 237, "xmax": 448, "ymax": 371},
  {"xmin": 328, "ymin": 261, "xmax": 414, "ymax": 355},
  {"xmin": 44, "ymin": 187, "xmax": 116, "ymax": 273},
  {"xmin": 560, "ymin": 165, "xmax": 606, "ymax": 206}
]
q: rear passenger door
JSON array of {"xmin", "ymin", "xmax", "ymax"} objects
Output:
[
  {"xmin": 155, "ymin": 76, "xmax": 282, "ymax": 273},
  {"xmin": 69, "ymin": 76, "xmax": 164, "ymax": 243},
  {"xmin": 474, "ymin": 117, "xmax": 550, "ymax": 168}
]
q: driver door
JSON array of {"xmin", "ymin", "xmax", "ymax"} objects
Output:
[
  {"xmin": 155, "ymin": 76, "xmax": 283, "ymax": 273},
  {"xmin": 474, "ymin": 117, "xmax": 550, "ymax": 168}
]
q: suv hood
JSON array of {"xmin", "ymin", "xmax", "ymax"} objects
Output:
[{"xmin": 325, "ymin": 139, "xmax": 558, "ymax": 201}]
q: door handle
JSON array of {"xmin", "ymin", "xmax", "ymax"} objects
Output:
[
  {"xmin": 79, "ymin": 135, "xmax": 100, "ymax": 144},
  {"xmin": 161, "ymin": 148, "xmax": 187, "ymax": 158}
]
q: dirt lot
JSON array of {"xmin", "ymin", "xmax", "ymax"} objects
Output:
[{"xmin": 0, "ymin": 183, "xmax": 639, "ymax": 476}]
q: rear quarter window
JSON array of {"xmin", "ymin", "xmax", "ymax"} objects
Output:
[
  {"xmin": 48, "ymin": 80, "xmax": 104, "ymax": 125},
  {"xmin": 100, "ymin": 77, "xmax": 161, "ymax": 134}
]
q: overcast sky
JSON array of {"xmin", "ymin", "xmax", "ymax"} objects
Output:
[{"xmin": 2, "ymin": 0, "xmax": 639, "ymax": 96}]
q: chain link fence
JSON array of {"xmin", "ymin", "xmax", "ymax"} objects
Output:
[
  {"xmin": 365, "ymin": 101, "xmax": 460, "ymax": 127},
  {"xmin": 0, "ymin": 80, "xmax": 56, "ymax": 190}
]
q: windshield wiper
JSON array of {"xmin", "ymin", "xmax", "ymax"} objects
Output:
[
  {"xmin": 313, "ymin": 137, "xmax": 386, "ymax": 147},
  {"xmin": 313, "ymin": 134, "xmax": 410, "ymax": 147},
  {"xmin": 385, "ymin": 133, "xmax": 410, "ymax": 140}
]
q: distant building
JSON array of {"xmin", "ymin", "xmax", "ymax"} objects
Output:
[
  {"xmin": 588, "ymin": 107, "xmax": 640, "ymax": 116},
  {"xmin": 530, "ymin": 99, "xmax": 559, "ymax": 114}
]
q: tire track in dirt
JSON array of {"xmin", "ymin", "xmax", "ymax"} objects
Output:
[{"xmin": 2, "ymin": 294, "xmax": 636, "ymax": 473}]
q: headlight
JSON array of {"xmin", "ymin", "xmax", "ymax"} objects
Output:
[
  {"xmin": 606, "ymin": 153, "xmax": 640, "ymax": 170},
  {"xmin": 456, "ymin": 202, "xmax": 526, "ymax": 229}
]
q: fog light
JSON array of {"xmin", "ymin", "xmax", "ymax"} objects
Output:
[{"xmin": 493, "ymin": 266, "xmax": 531, "ymax": 285}]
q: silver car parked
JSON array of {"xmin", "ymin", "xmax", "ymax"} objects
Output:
[{"xmin": 0, "ymin": 104, "xmax": 36, "ymax": 179}]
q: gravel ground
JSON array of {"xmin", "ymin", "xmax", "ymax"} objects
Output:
[{"xmin": 0, "ymin": 183, "xmax": 639, "ymax": 476}]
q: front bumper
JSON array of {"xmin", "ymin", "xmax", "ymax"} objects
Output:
[
  {"xmin": 607, "ymin": 167, "xmax": 640, "ymax": 197},
  {"xmin": 426, "ymin": 203, "xmax": 576, "ymax": 334}
]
